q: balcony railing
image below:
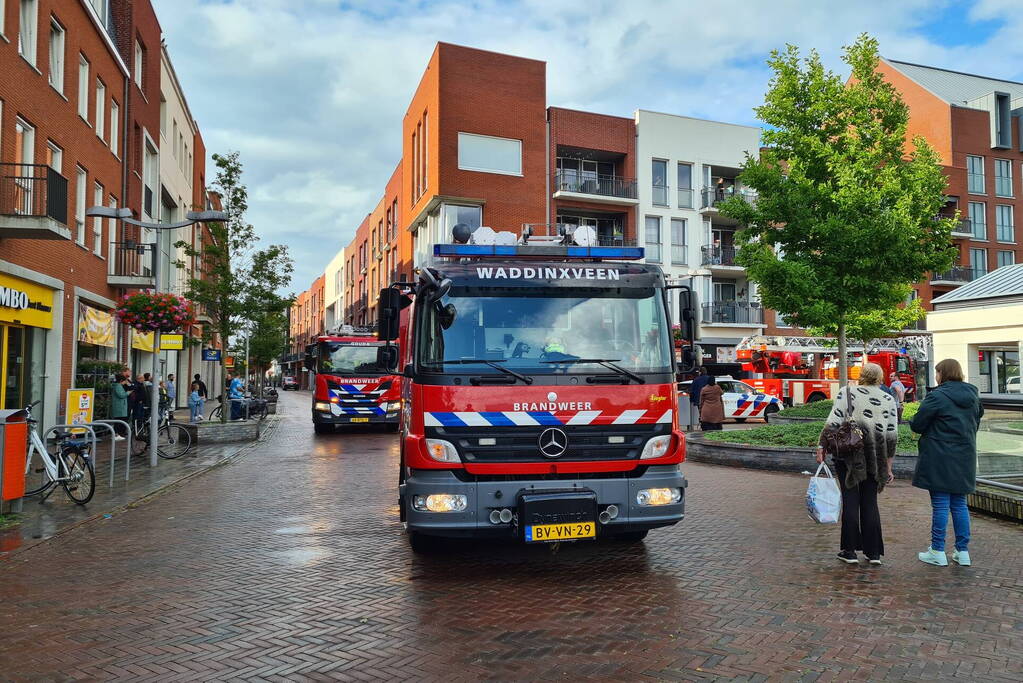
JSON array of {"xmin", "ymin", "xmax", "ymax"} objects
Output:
[
  {"xmin": 522, "ymin": 223, "xmax": 635, "ymax": 246},
  {"xmin": 941, "ymin": 216, "xmax": 972, "ymax": 236},
  {"xmin": 0, "ymin": 163, "xmax": 68, "ymax": 224},
  {"xmin": 108, "ymin": 241, "xmax": 156, "ymax": 287},
  {"xmin": 677, "ymin": 188, "xmax": 694, "ymax": 208},
  {"xmin": 930, "ymin": 266, "xmax": 977, "ymax": 284},
  {"xmin": 554, "ymin": 171, "xmax": 637, "ymax": 200},
  {"xmin": 701, "ymin": 187, "xmax": 756, "ymax": 210},
  {"xmin": 701, "ymin": 245, "xmax": 740, "ymax": 267},
  {"xmin": 703, "ymin": 301, "xmax": 764, "ymax": 325}
]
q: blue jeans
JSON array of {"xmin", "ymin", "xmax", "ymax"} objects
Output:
[
  {"xmin": 189, "ymin": 399, "xmax": 204, "ymax": 422},
  {"xmin": 929, "ymin": 491, "xmax": 971, "ymax": 552}
]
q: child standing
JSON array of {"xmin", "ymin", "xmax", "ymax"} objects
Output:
[{"xmin": 188, "ymin": 381, "xmax": 204, "ymax": 423}]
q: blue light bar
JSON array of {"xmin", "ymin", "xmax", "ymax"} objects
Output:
[{"xmin": 433, "ymin": 244, "xmax": 645, "ymax": 260}]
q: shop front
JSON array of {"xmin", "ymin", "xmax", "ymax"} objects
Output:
[{"xmin": 0, "ymin": 273, "xmax": 53, "ymax": 412}]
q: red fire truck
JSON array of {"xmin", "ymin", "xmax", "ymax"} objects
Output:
[
  {"xmin": 304, "ymin": 326, "xmax": 401, "ymax": 433},
  {"xmin": 375, "ymin": 234, "xmax": 692, "ymax": 551},
  {"xmin": 736, "ymin": 335, "xmax": 925, "ymax": 406}
]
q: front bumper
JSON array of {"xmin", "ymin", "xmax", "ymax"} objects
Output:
[
  {"xmin": 402, "ymin": 465, "xmax": 687, "ymax": 539},
  {"xmin": 312, "ymin": 409, "xmax": 399, "ymax": 424}
]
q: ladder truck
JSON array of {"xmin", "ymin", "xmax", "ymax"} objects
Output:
[{"xmin": 736, "ymin": 335, "xmax": 928, "ymax": 406}]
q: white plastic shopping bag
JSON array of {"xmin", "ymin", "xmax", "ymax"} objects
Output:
[{"xmin": 806, "ymin": 462, "xmax": 841, "ymax": 524}]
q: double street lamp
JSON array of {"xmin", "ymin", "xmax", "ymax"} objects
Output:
[{"xmin": 86, "ymin": 206, "xmax": 228, "ymax": 467}]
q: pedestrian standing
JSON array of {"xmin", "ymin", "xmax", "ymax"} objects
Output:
[
  {"xmin": 689, "ymin": 368, "xmax": 711, "ymax": 427},
  {"xmin": 132, "ymin": 373, "xmax": 148, "ymax": 428},
  {"xmin": 166, "ymin": 374, "xmax": 177, "ymax": 410},
  {"xmin": 227, "ymin": 372, "xmax": 245, "ymax": 420},
  {"xmin": 193, "ymin": 373, "xmax": 208, "ymax": 399},
  {"xmin": 110, "ymin": 372, "xmax": 130, "ymax": 440},
  {"xmin": 910, "ymin": 358, "xmax": 983, "ymax": 567},
  {"xmin": 188, "ymin": 382, "xmax": 204, "ymax": 423},
  {"xmin": 816, "ymin": 363, "xmax": 898, "ymax": 565},
  {"xmin": 698, "ymin": 376, "xmax": 725, "ymax": 431},
  {"xmin": 888, "ymin": 372, "xmax": 907, "ymax": 423}
]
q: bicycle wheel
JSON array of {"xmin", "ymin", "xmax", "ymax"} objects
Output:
[
  {"xmin": 209, "ymin": 404, "xmax": 222, "ymax": 421},
  {"xmin": 131, "ymin": 425, "xmax": 150, "ymax": 456},
  {"xmin": 60, "ymin": 446, "xmax": 96, "ymax": 505},
  {"xmin": 157, "ymin": 423, "xmax": 192, "ymax": 459}
]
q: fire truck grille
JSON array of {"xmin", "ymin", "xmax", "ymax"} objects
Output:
[{"xmin": 428, "ymin": 424, "xmax": 669, "ymax": 463}]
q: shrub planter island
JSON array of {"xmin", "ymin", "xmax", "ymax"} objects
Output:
[
  {"xmin": 686, "ymin": 421, "xmax": 919, "ymax": 477},
  {"xmin": 198, "ymin": 419, "xmax": 261, "ymax": 444},
  {"xmin": 771, "ymin": 399, "xmax": 919, "ymax": 425}
]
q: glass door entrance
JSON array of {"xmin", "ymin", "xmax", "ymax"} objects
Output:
[{"xmin": 978, "ymin": 349, "xmax": 1020, "ymax": 393}]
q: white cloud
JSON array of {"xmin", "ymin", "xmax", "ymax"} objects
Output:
[{"xmin": 154, "ymin": 0, "xmax": 1019, "ymax": 291}]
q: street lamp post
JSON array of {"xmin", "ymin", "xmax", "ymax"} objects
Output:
[{"xmin": 87, "ymin": 206, "xmax": 228, "ymax": 467}]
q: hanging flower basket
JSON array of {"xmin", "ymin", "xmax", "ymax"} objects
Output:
[{"xmin": 116, "ymin": 291, "xmax": 196, "ymax": 333}]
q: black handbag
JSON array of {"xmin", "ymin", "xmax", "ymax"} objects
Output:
[{"xmin": 821, "ymin": 386, "xmax": 865, "ymax": 459}]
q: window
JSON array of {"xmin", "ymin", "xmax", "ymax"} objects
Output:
[
  {"xmin": 996, "ymin": 205, "xmax": 1014, "ymax": 242},
  {"xmin": 970, "ymin": 247, "xmax": 988, "ymax": 278},
  {"xmin": 457, "ymin": 132, "xmax": 521, "ymax": 176},
  {"xmin": 0, "ymin": 0, "xmax": 4, "ymax": 34},
  {"xmin": 77, "ymin": 55, "xmax": 89, "ymax": 121},
  {"xmin": 95, "ymin": 80, "xmax": 105, "ymax": 140},
  {"xmin": 670, "ymin": 218, "xmax": 687, "ymax": 265},
  {"xmin": 109, "ymin": 100, "xmax": 119, "ymax": 153},
  {"xmin": 75, "ymin": 166, "xmax": 87, "ymax": 245},
  {"xmin": 995, "ymin": 159, "xmax": 1013, "ymax": 197},
  {"xmin": 88, "ymin": 0, "xmax": 109, "ymax": 27},
  {"xmin": 134, "ymin": 40, "xmax": 144, "ymax": 89},
  {"xmin": 45, "ymin": 140, "xmax": 61, "ymax": 172},
  {"xmin": 92, "ymin": 182, "xmax": 103, "ymax": 255},
  {"xmin": 969, "ymin": 201, "xmax": 986, "ymax": 239},
  {"xmin": 171, "ymin": 120, "xmax": 178, "ymax": 157},
  {"xmin": 107, "ymin": 194, "xmax": 117, "ymax": 249},
  {"xmin": 652, "ymin": 159, "xmax": 668, "ymax": 206},
  {"xmin": 13, "ymin": 118, "xmax": 35, "ymax": 213},
  {"xmin": 998, "ymin": 250, "xmax": 1015, "ymax": 268},
  {"xmin": 645, "ymin": 215, "xmax": 662, "ymax": 262},
  {"xmin": 967, "ymin": 155, "xmax": 985, "ymax": 194},
  {"xmin": 159, "ymin": 97, "xmax": 167, "ymax": 136},
  {"xmin": 441, "ymin": 204, "xmax": 481, "ymax": 239},
  {"xmin": 677, "ymin": 163, "xmax": 693, "ymax": 208},
  {"xmin": 143, "ymin": 141, "xmax": 157, "ymax": 218},
  {"xmin": 18, "ymin": 0, "xmax": 38, "ymax": 66},
  {"xmin": 48, "ymin": 19, "xmax": 64, "ymax": 92}
]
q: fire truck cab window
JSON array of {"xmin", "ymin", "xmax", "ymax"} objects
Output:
[
  {"xmin": 320, "ymin": 343, "xmax": 381, "ymax": 374},
  {"xmin": 419, "ymin": 287, "xmax": 672, "ymax": 375},
  {"xmin": 896, "ymin": 357, "xmax": 911, "ymax": 374}
]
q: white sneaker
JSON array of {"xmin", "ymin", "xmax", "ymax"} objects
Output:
[
  {"xmin": 112, "ymin": 435, "xmax": 126, "ymax": 442},
  {"xmin": 952, "ymin": 550, "xmax": 971, "ymax": 566},
  {"xmin": 918, "ymin": 547, "xmax": 948, "ymax": 566}
]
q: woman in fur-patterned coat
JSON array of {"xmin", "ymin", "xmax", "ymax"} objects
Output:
[{"xmin": 815, "ymin": 362, "xmax": 899, "ymax": 566}]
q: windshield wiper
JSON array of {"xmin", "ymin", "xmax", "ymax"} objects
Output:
[
  {"xmin": 441, "ymin": 359, "xmax": 533, "ymax": 384},
  {"xmin": 541, "ymin": 358, "xmax": 645, "ymax": 384}
]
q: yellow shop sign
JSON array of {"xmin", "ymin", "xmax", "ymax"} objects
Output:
[{"xmin": 0, "ymin": 273, "xmax": 54, "ymax": 329}]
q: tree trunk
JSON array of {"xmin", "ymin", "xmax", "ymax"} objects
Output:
[
  {"xmin": 837, "ymin": 321, "xmax": 848, "ymax": 388},
  {"xmin": 219, "ymin": 319, "xmax": 228, "ymax": 424}
]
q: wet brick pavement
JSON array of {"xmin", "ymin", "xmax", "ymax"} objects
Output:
[{"xmin": 0, "ymin": 391, "xmax": 1020, "ymax": 681}]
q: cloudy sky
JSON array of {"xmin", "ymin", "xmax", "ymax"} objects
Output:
[{"xmin": 153, "ymin": 0, "xmax": 1023, "ymax": 292}]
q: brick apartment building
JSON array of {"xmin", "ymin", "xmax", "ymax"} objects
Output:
[
  {"xmin": 0, "ymin": 0, "xmax": 213, "ymax": 426},
  {"xmin": 878, "ymin": 59, "xmax": 1023, "ymax": 317}
]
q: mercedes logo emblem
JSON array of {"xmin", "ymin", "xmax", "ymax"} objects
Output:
[{"xmin": 538, "ymin": 427, "xmax": 569, "ymax": 458}]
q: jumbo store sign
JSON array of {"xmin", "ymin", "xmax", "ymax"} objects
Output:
[{"xmin": 0, "ymin": 286, "xmax": 30, "ymax": 310}]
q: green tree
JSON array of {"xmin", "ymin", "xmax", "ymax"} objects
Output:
[
  {"xmin": 722, "ymin": 34, "xmax": 956, "ymax": 384},
  {"xmin": 176, "ymin": 151, "xmax": 294, "ymax": 419},
  {"xmin": 240, "ymin": 247, "xmax": 293, "ymax": 395},
  {"xmin": 808, "ymin": 291, "xmax": 926, "ymax": 349}
]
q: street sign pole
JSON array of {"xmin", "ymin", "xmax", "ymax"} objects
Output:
[{"xmin": 150, "ymin": 241, "xmax": 161, "ymax": 468}]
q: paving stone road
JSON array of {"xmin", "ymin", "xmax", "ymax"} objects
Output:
[{"xmin": 1, "ymin": 391, "xmax": 1020, "ymax": 681}]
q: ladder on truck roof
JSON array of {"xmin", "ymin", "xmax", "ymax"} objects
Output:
[{"xmin": 736, "ymin": 334, "xmax": 932, "ymax": 354}]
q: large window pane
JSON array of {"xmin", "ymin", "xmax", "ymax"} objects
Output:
[
  {"xmin": 971, "ymin": 248, "xmax": 987, "ymax": 277},
  {"xmin": 677, "ymin": 163, "xmax": 692, "ymax": 208},
  {"xmin": 969, "ymin": 202, "xmax": 986, "ymax": 239},
  {"xmin": 995, "ymin": 159, "xmax": 1013, "ymax": 197},
  {"xmin": 670, "ymin": 218, "xmax": 686, "ymax": 265},
  {"xmin": 645, "ymin": 215, "xmax": 661, "ymax": 262},
  {"xmin": 441, "ymin": 204, "xmax": 481, "ymax": 239},
  {"xmin": 652, "ymin": 159, "xmax": 667, "ymax": 206},
  {"xmin": 457, "ymin": 132, "xmax": 521, "ymax": 175},
  {"xmin": 967, "ymin": 155, "xmax": 985, "ymax": 194},
  {"xmin": 996, "ymin": 205, "xmax": 1014, "ymax": 242}
]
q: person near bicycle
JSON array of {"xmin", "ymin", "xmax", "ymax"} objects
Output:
[
  {"xmin": 111, "ymin": 372, "xmax": 130, "ymax": 440},
  {"xmin": 188, "ymin": 381, "xmax": 204, "ymax": 423},
  {"xmin": 227, "ymin": 372, "xmax": 245, "ymax": 420},
  {"xmin": 166, "ymin": 374, "xmax": 177, "ymax": 410}
]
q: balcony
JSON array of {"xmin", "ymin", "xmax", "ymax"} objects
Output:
[
  {"xmin": 553, "ymin": 171, "xmax": 639, "ymax": 205},
  {"xmin": 702, "ymin": 301, "xmax": 764, "ymax": 326},
  {"xmin": 700, "ymin": 187, "xmax": 757, "ymax": 211},
  {"xmin": 108, "ymin": 241, "xmax": 156, "ymax": 288},
  {"xmin": 701, "ymin": 245, "xmax": 743, "ymax": 269},
  {"xmin": 945, "ymin": 217, "xmax": 973, "ymax": 238},
  {"xmin": 0, "ymin": 163, "xmax": 71, "ymax": 240},
  {"xmin": 930, "ymin": 266, "xmax": 977, "ymax": 286}
]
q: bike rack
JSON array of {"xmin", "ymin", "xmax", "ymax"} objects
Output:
[
  {"xmin": 40, "ymin": 423, "xmax": 99, "ymax": 487},
  {"xmin": 89, "ymin": 420, "xmax": 133, "ymax": 485}
]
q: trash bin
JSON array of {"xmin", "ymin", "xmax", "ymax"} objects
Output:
[{"xmin": 1, "ymin": 409, "xmax": 30, "ymax": 509}]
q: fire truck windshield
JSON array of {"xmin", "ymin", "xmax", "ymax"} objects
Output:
[
  {"xmin": 319, "ymin": 342, "xmax": 381, "ymax": 375},
  {"xmin": 417, "ymin": 286, "xmax": 673, "ymax": 376}
]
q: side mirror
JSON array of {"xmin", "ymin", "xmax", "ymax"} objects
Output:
[
  {"xmin": 376, "ymin": 345, "xmax": 398, "ymax": 372},
  {"xmin": 678, "ymin": 288, "xmax": 699, "ymax": 343},
  {"xmin": 402, "ymin": 364, "xmax": 415, "ymax": 379},
  {"xmin": 303, "ymin": 352, "xmax": 315, "ymax": 373},
  {"xmin": 377, "ymin": 287, "xmax": 402, "ymax": 341},
  {"xmin": 680, "ymin": 344, "xmax": 700, "ymax": 373}
]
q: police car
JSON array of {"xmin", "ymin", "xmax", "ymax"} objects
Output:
[{"xmin": 678, "ymin": 376, "xmax": 783, "ymax": 423}]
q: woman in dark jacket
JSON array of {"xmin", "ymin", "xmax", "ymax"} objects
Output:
[
  {"xmin": 910, "ymin": 358, "xmax": 983, "ymax": 567},
  {"xmin": 698, "ymin": 376, "xmax": 725, "ymax": 431}
]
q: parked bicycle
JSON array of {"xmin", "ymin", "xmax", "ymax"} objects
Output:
[
  {"xmin": 22, "ymin": 401, "xmax": 96, "ymax": 505},
  {"xmin": 208, "ymin": 394, "xmax": 268, "ymax": 422},
  {"xmin": 130, "ymin": 407, "xmax": 193, "ymax": 459}
]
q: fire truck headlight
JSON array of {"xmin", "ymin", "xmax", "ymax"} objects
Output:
[
  {"xmin": 314, "ymin": 402, "xmax": 331, "ymax": 412},
  {"xmin": 386, "ymin": 401, "xmax": 401, "ymax": 412},
  {"xmin": 413, "ymin": 494, "xmax": 468, "ymax": 513},
  {"xmin": 640, "ymin": 435, "xmax": 672, "ymax": 460},
  {"xmin": 636, "ymin": 488, "xmax": 682, "ymax": 506},
  {"xmin": 425, "ymin": 439, "xmax": 460, "ymax": 463}
]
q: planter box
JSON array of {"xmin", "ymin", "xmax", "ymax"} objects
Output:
[
  {"xmin": 768, "ymin": 415, "xmax": 822, "ymax": 426},
  {"xmin": 266, "ymin": 402, "xmax": 277, "ymax": 415},
  {"xmin": 685, "ymin": 433, "xmax": 917, "ymax": 478},
  {"xmin": 197, "ymin": 420, "xmax": 260, "ymax": 444},
  {"xmin": 968, "ymin": 484, "xmax": 1023, "ymax": 523}
]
